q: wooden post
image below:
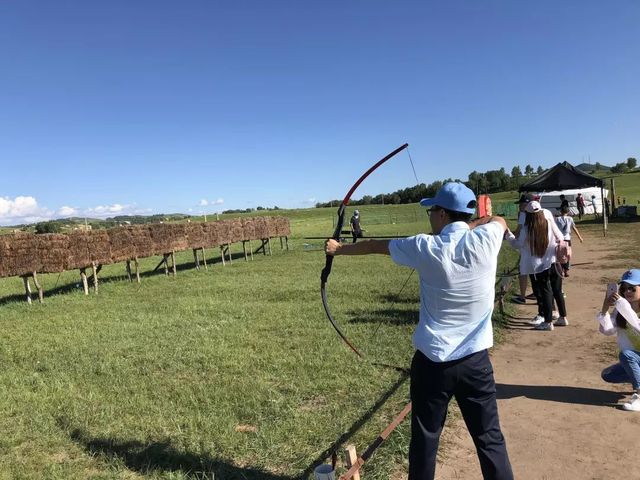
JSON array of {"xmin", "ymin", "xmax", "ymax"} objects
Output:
[
  {"xmin": 126, "ymin": 260, "xmax": 132, "ymax": 282},
  {"xmin": 80, "ymin": 268, "xmax": 89, "ymax": 295},
  {"xmin": 134, "ymin": 256, "xmax": 140, "ymax": 284},
  {"xmin": 201, "ymin": 247, "xmax": 208, "ymax": 270},
  {"xmin": 344, "ymin": 445, "xmax": 361, "ymax": 480},
  {"xmin": 280, "ymin": 237, "xmax": 284, "ymax": 249},
  {"xmin": 92, "ymin": 262, "xmax": 99, "ymax": 294},
  {"xmin": 267, "ymin": 237, "xmax": 272, "ymax": 256},
  {"xmin": 249, "ymin": 240, "xmax": 253, "ymax": 260},
  {"xmin": 32, "ymin": 271, "xmax": 44, "ymax": 303},
  {"xmin": 220, "ymin": 246, "xmax": 226, "ymax": 266},
  {"xmin": 163, "ymin": 254, "xmax": 169, "ymax": 276},
  {"xmin": 285, "ymin": 236, "xmax": 289, "ymax": 251},
  {"xmin": 193, "ymin": 248, "xmax": 200, "ymax": 270},
  {"xmin": 23, "ymin": 276, "xmax": 32, "ymax": 304},
  {"xmin": 227, "ymin": 244, "xmax": 233, "ymax": 264},
  {"xmin": 242, "ymin": 241, "xmax": 248, "ymax": 261},
  {"xmin": 171, "ymin": 250, "xmax": 177, "ymax": 276}
]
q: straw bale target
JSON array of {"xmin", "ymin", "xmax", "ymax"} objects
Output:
[
  {"xmin": 148, "ymin": 223, "xmax": 188, "ymax": 254},
  {"xmin": 108, "ymin": 227, "xmax": 137, "ymax": 263},
  {"xmin": 186, "ymin": 223, "xmax": 208, "ymax": 249},
  {"xmin": 1, "ymin": 233, "xmax": 38, "ymax": 277},
  {"xmin": 241, "ymin": 218, "xmax": 255, "ymax": 241},
  {"xmin": 0, "ymin": 235, "xmax": 11, "ymax": 278},
  {"xmin": 128, "ymin": 225, "xmax": 155, "ymax": 258},
  {"xmin": 274, "ymin": 216, "xmax": 291, "ymax": 236},
  {"xmin": 265, "ymin": 216, "xmax": 279, "ymax": 238},
  {"xmin": 228, "ymin": 219, "xmax": 244, "ymax": 244},
  {"xmin": 215, "ymin": 220, "xmax": 233, "ymax": 245},
  {"xmin": 35, "ymin": 233, "xmax": 69, "ymax": 273},
  {"xmin": 67, "ymin": 232, "xmax": 92, "ymax": 269},
  {"xmin": 252, "ymin": 217, "xmax": 269, "ymax": 240},
  {"xmin": 203, "ymin": 222, "xmax": 220, "ymax": 247},
  {"xmin": 87, "ymin": 230, "xmax": 112, "ymax": 265}
]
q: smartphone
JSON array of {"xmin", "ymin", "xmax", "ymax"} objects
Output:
[{"xmin": 607, "ymin": 282, "xmax": 618, "ymax": 298}]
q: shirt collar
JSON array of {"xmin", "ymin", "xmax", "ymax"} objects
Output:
[{"xmin": 440, "ymin": 221, "xmax": 470, "ymax": 235}]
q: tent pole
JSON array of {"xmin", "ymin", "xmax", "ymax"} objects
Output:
[{"xmin": 601, "ymin": 186, "xmax": 607, "ymax": 237}]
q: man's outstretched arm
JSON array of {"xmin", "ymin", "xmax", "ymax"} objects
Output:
[{"xmin": 325, "ymin": 239, "xmax": 390, "ymax": 256}]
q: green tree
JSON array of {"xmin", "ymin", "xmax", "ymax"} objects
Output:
[
  {"xmin": 595, "ymin": 162, "xmax": 602, "ymax": 171},
  {"xmin": 536, "ymin": 166, "xmax": 544, "ymax": 174},
  {"xmin": 35, "ymin": 221, "xmax": 61, "ymax": 234},
  {"xmin": 524, "ymin": 164, "xmax": 534, "ymax": 176},
  {"xmin": 627, "ymin": 157, "xmax": 637, "ymax": 169}
]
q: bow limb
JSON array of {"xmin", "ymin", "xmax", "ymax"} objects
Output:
[{"xmin": 320, "ymin": 143, "xmax": 409, "ymax": 357}]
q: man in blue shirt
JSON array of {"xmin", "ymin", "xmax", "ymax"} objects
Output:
[{"xmin": 325, "ymin": 182, "xmax": 513, "ymax": 480}]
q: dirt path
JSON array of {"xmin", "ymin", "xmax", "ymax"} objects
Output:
[{"xmin": 436, "ymin": 231, "xmax": 640, "ymax": 480}]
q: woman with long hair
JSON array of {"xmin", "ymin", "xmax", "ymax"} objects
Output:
[
  {"xmin": 507, "ymin": 201, "xmax": 565, "ymax": 330},
  {"xmin": 598, "ymin": 269, "xmax": 640, "ymax": 411}
]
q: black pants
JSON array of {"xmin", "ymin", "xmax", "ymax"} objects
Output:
[
  {"xmin": 409, "ymin": 349, "xmax": 513, "ymax": 480},
  {"xmin": 351, "ymin": 231, "xmax": 363, "ymax": 243},
  {"xmin": 530, "ymin": 267, "xmax": 566, "ymax": 322}
]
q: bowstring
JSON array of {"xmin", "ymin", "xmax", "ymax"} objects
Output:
[{"xmin": 370, "ymin": 147, "xmax": 422, "ymax": 353}]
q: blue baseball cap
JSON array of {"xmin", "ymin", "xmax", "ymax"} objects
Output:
[
  {"xmin": 620, "ymin": 269, "xmax": 640, "ymax": 285},
  {"xmin": 420, "ymin": 182, "xmax": 477, "ymax": 214}
]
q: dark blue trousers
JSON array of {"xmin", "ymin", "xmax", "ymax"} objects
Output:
[{"xmin": 409, "ymin": 349, "xmax": 513, "ymax": 480}]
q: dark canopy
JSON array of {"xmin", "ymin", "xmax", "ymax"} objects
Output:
[{"xmin": 519, "ymin": 161, "xmax": 604, "ymax": 192}]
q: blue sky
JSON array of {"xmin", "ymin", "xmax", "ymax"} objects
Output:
[{"xmin": 1, "ymin": 1, "xmax": 638, "ymax": 225}]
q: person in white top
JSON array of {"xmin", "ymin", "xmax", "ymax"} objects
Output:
[
  {"xmin": 598, "ymin": 269, "xmax": 640, "ymax": 411},
  {"xmin": 506, "ymin": 201, "xmax": 565, "ymax": 330},
  {"xmin": 554, "ymin": 205, "xmax": 584, "ymax": 276},
  {"xmin": 325, "ymin": 182, "xmax": 513, "ymax": 480}
]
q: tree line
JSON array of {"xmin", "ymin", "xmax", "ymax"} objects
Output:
[{"xmin": 315, "ymin": 158, "xmax": 637, "ymax": 208}]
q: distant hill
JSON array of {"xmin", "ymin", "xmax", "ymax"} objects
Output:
[{"xmin": 575, "ymin": 162, "xmax": 611, "ymax": 173}]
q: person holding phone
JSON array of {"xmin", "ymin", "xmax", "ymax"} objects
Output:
[{"xmin": 598, "ymin": 269, "xmax": 640, "ymax": 411}]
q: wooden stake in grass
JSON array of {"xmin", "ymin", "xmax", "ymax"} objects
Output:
[
  {"xmin": 80, "ymin": 268, "xmax": 89, "ymax": 295},
  {"xmin": 338, "ymin": 402, "xmax": 412, "ymax": 480},
  {"xmin": 344, "ymin": 445, "xmax": 361, "ymax": 480},
  {"xmin": 32, "ymin": 271, "xmax": 44, "ymax": 303},
  {"xmin": 23, "ymin": 275, "xmax": 32, "ymax": 305}
]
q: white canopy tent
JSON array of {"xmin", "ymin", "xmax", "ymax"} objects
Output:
[{"xmin": 534, "ymin": 187, "xmax": 609, "ymax": 216}]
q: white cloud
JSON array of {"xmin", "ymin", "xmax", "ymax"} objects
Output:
[
  {"xmin": 0, "ymin": 196, "xmax": 54, "ymax": 225},
  {"xmin": 303, "ymin": 197, "xmax": 317, "ymax": 204},
  {"xmin": 199, "ymin": 199, "xmax": 209, "ymax": 206},
  {"xmin": 58, "ymin": 206, "xmax": 78, "ymax": 217},
  {"xmin": 199, "ymin": 198, "xmax": 223, "ymax": 207},
  {"xmin": 212, "ymin": 198, "xmax": 224, "ymax": 205}
]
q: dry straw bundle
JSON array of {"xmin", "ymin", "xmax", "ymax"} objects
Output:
[
  {"xmin": 0, "ymin": 233, "xmax": 38, "ymax": 277},
  {"xmin": 87, "ymin": 230, "xmax": 112, "ymax": 265},
  {"xmin": 215, "ymin": 220, "xmax": 232, "ymax": 245},
  {"xmin": 108, "ymin": 227, "xmax": 137, "ymax": 263},
  {"xmin": 148, "ymin": 223, "xmax": 189, "ymax": 254},
  {"xmin": 203, "ymin": 222, "xmax": 220, "ymax": 248},
  {"xmin": 228, "ymin": 219, "xmax": 244, "ymax": 244},
  {"xmin": 128, "ymin": 225, "xmax": 154, "ymax": 258},
  {"xmin": 67, "ymin": 232, "xmax": 92, "ymax": 269},
  {"xmin": 265, "ymin": 216, "xmax": 279, "ymax": 238},
  {"xmin": 274, "ymin": 216, "xmax": 291, "ymax": 237},
  {"xmin": 186, "ymin": 222, "xmax": 208, "ymax": 249},
  {"xmin": 252, "ymin": 217, "xmax": 269, "ymax": 240},
  {"xmin": 35, "ymin": 233, "xmax": 69, "ymax": 273},
  {"xmin": 241, "ymin": 218, "xmax": 255, "ymax": 242}
]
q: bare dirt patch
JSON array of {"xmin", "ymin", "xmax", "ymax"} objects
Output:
[{"xmin": 437, "ymin": 224, "xmax": 640, "ymax": 479}]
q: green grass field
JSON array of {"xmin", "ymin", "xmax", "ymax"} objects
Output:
[{"xmin": 0, "ymin": 205, "xmax": 522, "ymax": 479}]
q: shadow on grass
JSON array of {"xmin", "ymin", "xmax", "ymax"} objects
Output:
[
  {"xmin": 0, "ymin": 250, "xmax": 261, "ymax": 306},
  {"xmin": 496, "ymin": 384, "xmax": 626, "ymax": 406},
  {"xmin": 60, "ymin": 372, "xmax": 410, "ymax": 480},
  {"xmin": 347, "ymin": 308, "xmax": 419, "ymax": 326},
  {"xmin": 59, "ymin": 418, "xmax": 295, "ymax": 480}
]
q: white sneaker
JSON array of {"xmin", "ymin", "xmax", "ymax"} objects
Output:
[
  {"xmin": 554, "ymin": 317, "xmax": 569, "ymax": 327},
  {"xmin": 534, "ymin": 322, "xmax": 554, "ymax": 331},
  {"xmin": 530, "ymin": 315, "xmax": 545, "ymax": 325},
  {"xmin": 552, "ymin": 311, "xmax": 559, "ymax": 320},
  {"xmin": 623, "ymin": 393, "xmax": 640, "ymax": 411}
]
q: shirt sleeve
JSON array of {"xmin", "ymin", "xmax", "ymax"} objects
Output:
[
  {"xmin": 597, "ymin": 310, "xmax": 616, "ymax": 335},
  {"xmin": 389, "ymin": 235, "xmax": 425, "ymax": 269},
  {"xmin": 615, "ymin": 298, "xmax": 640, "ymax": 333}
]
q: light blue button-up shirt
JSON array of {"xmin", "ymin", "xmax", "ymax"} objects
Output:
[{"xmin": 389, "ymin": 221, "xmax": 504, "ymax": 362}]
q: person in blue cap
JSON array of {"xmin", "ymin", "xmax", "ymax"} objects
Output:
[
  {"xmin": 325, "ymin": 182, "xmax": 513, "ymax": 480},
  {"xmin": 598, "ymin": 269, "xmax": 640, "ymax": 411}
]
